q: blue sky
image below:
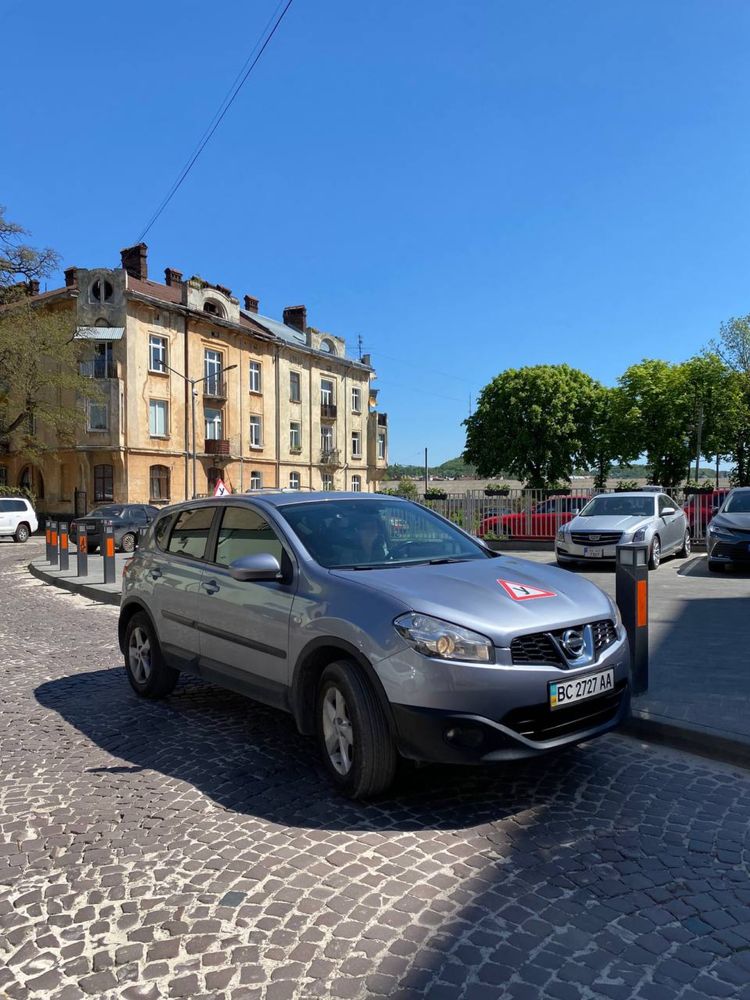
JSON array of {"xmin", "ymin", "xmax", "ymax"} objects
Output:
[{"xmin": 3, "ymin": 0, "xmax": 750, "ymax": 465}]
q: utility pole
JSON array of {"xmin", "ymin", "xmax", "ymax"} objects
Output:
[{"xmin": 424, "ymin": 447, "xmax": 428, "ymax": 495}]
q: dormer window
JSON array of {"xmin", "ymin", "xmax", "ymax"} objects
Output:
[
  {"xmin": 90, "ymin": 279, "xmax": 113, "ymax": 303},
  {"xmin": 203, "ymin": 299, "xmax": 225, "ymax": 318},
  {"xmin": 320, "ymin": 338, "xmax": 337, "ymax": 355}
]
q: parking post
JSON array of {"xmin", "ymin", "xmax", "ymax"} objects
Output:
[
  {"xmin": 45, "ymin": 520, "xmax": 52, "ymax": 562},
  {"xmin": 49, "ymin": 520, "xmax": 59, "ymax": 568},
  {"xmin": 77, "ymin": 531, "xmax": 88, "ymax": 577},
  {"xmin": 59, "ymin": 521, "xmax": 69, "ymax": 572},
  {"xmin": 615, "ymin": 543, "xmax": 649, "ymax": 696},
  {"xmin": 103, "ymin": 521, "xmax": 116, "ymax": 584}
]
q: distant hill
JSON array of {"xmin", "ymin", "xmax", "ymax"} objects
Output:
[{"xmin": 385, "ymin": 456, "xmax": 476, "ymax": 479}]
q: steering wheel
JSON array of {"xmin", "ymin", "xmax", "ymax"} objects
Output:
[{"xmin": 389, "ymin": 540, "xmax": 417, "ymax": 560}]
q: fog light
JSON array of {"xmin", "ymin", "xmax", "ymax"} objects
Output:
[{"xmin": 444, "ymin": 726, "xmax": 484, "ymax": 749}]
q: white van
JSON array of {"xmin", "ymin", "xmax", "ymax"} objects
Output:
[{"xmin": 0, "ymin": 497, "xmax": 38, "ymax": 542}]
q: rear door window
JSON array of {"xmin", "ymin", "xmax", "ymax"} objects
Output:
[{"xmin": 166, "ymin": 507, "xmax": 216, "ymax": 561}]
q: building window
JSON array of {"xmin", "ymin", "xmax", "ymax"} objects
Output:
[
  {"xmin": 249, "ymin": 415, "xmax": 263, "ymax": 448},
  {"xmin": 290, "ymin": 371, "xmax": 301, "ymax": 402},
  {"xmin": 351, "ymin": 475, "xmax": 362, "ymax": 492},
  {"xmin": 93, "ymin": 464, "xmax": 114, "ymax": 502},
  {"xmin": 150, "ymin": 465, "xmax": 170, "ymax": 501},
  {"xmin": 289, "ymin": 421, "xmax": 301, "ymax": 452},
  {"xmin": 207, "ymin": 467, "xmax": 222, "ymax": 492},
  {"xmin": 149, "ymin": 400, "xmax": 168, "ymax": 437},
  {"xmin": 320, "ymin": 338, "xmax": 337, "ymax": 355},
  {"xmin": 90, "ymin": 278, "xmax": 113, "ymax": 303},
  {"xmin": 203, "ymin": 299, "xmax": 225, "ymax": 318},
  {"xmin": 351, "ymin": 386, "xmax": 362, "ymax": 412},
  {"xmin": 80, "ymin": 342, "xmax": 113, "ymax": 379},
  {"xmin": 321, "ymin": 425, "xmax": 334, "ymax": 452},
  {"xmin": 204, "ymin": 349, "xmax": 223, "ymax": 395},
  {"xmin": 205, "ymin": 407, "xmax": 223, "ymax": 440},
  {"xmin": 351, "ymin": 431, "xmax": 362, "ymax": 458},
  {"xmin": 250, "ymin": 470, "xmax": 262, "ymax": 490},
  {"xmin": 149, "ymin": 335, "xmax": 167, "ymax": 373},
  {"xmin": 87, "ymin": 401, "xmax": 108, "ymax": 432},
  {"xmin": 320, "ymin": 378, "xmax": 335, "ymax": 406},
  {"xmin": 0, "ymin": 467, "xmax": 6, "ymax": 487},
  {"xmin": 249, "ymin": 361, "xmax": 262, "ymax": 394},
  {"xmin": 377, "ymin": 432, "xmax": 386, "ymax": 460},
  {"xmin": 289, "ymin": 471, "xmax": 300, "ymax": 490},
  {"xmin": 322, "ymin": 473, "xmax": 333, "ymax": 491}
]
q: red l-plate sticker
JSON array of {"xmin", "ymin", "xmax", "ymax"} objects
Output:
[{"xmin": 498, "ymin": 579, "xmax": 557, "ymax": 601}]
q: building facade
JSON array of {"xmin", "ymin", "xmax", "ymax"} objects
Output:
[{"xmin": 0, "ymin": 244, "xmax": 388, "ymax": 513}]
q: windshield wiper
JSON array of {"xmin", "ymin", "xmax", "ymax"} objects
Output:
[{"xmin": 426, "ymin": 556, "xmax": 472, "ymax": 565}]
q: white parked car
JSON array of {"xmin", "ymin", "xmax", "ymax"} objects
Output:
[{"xmin": 0, "ymin": 497, "xmax": 38, "ymax": 543}]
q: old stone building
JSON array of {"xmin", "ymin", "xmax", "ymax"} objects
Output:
[{"xmin": 0, "ymin": 244, "xmax": 388, "ymax": 514}]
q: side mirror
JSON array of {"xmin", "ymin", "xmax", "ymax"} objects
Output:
[
  {"xmin": 661, "ymin": 507, "xmax": 676, "ymax": 517},
  {"xmin": 229, "ymin": 553, "xmax": 282, "ymax": 582}
]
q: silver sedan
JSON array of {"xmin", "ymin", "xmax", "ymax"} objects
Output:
[{"xmin": 555, "ymin": 491, "xmax": 691, "ymax": 570}]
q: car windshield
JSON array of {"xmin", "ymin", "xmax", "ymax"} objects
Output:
[
  {"xmin": 278, "ymin": 498, "xmax": 492, "ymax": 569},
  {"xmin": 89, "ymin": 505, "xmax": 124, "ymax": 518},
  {"xmin": 724, "ymin": 493, "xmax": 750, "ymax": 514},
  {"xmin": 579, "ymin": 495, "xmax": 655, "ymax": 518}
]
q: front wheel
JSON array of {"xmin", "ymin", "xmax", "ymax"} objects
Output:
[
  {"xmin": 124, "ymin": 612, "xmax": 179, "ymax": 699},
  {"xmin": 120, "ymin": 532, "xmax": 136, "ymax": 553},
  {"xmin": 677, "ymin": 529, "xmax": 691, "ymax": 558},
  {"xmin": 316, "ymin": 661, "xmax": 397, "ymax": 799},
  {"xmin": 13, "ymin": 523, "xmax": 30, "ymax": 543},
  {"xmin": 648, "ymin": 536, "xmax": 661, "ymax": 570}
]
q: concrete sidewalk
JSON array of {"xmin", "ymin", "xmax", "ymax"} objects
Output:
[{"xmin": 28, "ymin": 544, "xmax": 750, "ymax": 770}]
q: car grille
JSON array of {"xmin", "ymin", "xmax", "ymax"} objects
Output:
[
  {"xmin": 501, "ymin": 680, "xmax": 628, "ymax": 742},
  {"xmin": 569, "ymin": 531, "xmax": 622, "ymax": 546},
  {"xmin": 510, "ymin": 619, "xmax": 618, "ymax": 666}
]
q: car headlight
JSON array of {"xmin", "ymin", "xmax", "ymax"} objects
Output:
[
  {"xmin": 555, "ymin": 526, "xmax": 567, "ymax": 542},
  {"xmin": 394, "ymin": 612, "xmax": 494, "ymax": 663},
  {"xmin": 633, "ymin": 526, "xmax": 648, "ymax": 542},
  {"xmin": 607, "ymin": 596, "xmax": 623, "ymax": 632}
]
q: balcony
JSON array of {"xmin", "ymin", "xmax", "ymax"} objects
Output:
[
  {"xmin": 319, "ymin": 448, "xmax": 342, "ymax": 467},
  {"xmin": 203, "ymin": 378, "xmax": 228, "ymax": 400},
  {"xmin": 321, "ymin": 403, "xmax": 337, "ymax": 420},
  {"xmin": 79, "ymin": 359, "xmax": 117, "ymax": 379},
  {"xmin": 205, "ymin": 438, "xmax": 230, "ymax": 456}
]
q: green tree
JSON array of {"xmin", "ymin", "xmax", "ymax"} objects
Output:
[
  {"xmin": 0, "ymin": 205, "xmax": 60, "ymax": 303},
  {"xmin": 710, "ymin": 316, "xmax": 750, "ymax": 485},
  {"xmin": 463, "ymin": 365, "xmax": 601, "ymax": 488},
  {"xmin": 589, "ymin": 385, "xmax": 640, "ymax": 490}
]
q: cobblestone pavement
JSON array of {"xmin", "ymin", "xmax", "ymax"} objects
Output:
[{"xmin": 3, "ymin": 539, "xmax": 750, "ymax": 1000}]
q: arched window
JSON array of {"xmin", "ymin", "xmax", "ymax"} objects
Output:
[
  {"xmin": 90, "ymin": 279, "xmax": 113, "ymax": 303},
  {"xmin": 93, "ymin": 464, "xmax": 114, "ymax": 502},
  {"xmin": 150, "ymin": 465, "xmax": 170, "ymax": 501},
  {"xmin": 289, "ymin": 471, "xmax": 300, "ymax": 490},
  {"xmin": 203, "ymin": 299, "xmax": 225, "ymax": 318},
  {"xmin": 249, "ymin": 470, "xmax": 262, "ymax": 490},
  {"xmin": 19, "ymin": 465, "xmax": 44, "ymax": 499},
  {"xmin": 320, "ymin": 338, "xmax": 337, "ymax": 356}
]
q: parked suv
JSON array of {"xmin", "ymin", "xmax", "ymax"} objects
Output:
[
  {"xmin": 0, "ymin": 496, "xmax": 38, "ymax": 543},
  {"xmin": 119, "ymin": 493, "xmax": 630, "ymax": 798}
]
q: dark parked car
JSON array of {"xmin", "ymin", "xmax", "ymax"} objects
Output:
[
  {"xmin": 706, "ymin": 487, "xmax": 750, "ymax": 572},
  {"xmin": 70, "ymin": 504, "xmax": 160, "ymax": 553}
]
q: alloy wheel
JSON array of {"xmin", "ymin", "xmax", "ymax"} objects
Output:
[
  {"xmin": 651, "ymin": 539, "xmax": 661, "ymax": 568},
  {"xmin": 322, "ymin": 686, "xmax": 354, "ymax": 775},
  {"xmin": 128, "ymin": 627, "xmax": 152, "ymax": 684}
]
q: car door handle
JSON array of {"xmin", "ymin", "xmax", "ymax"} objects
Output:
[
  {"xmin": 149, "ymin": 568, "xmax": 162, "ymax": 580},
  {"xmin": 201, "ymin": 579, "xmax": 220, "ymax": 595}
]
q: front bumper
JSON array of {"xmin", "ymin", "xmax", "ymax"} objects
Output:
[
  {"xmin": 707, "ymin": 535, "xmax": 750, "ymax": 564},
  {"xmin": 556, "ymin": 540, "xmax": 621, "ymax": 561},
  {"xmin": 376, "ymin": 632, "xmax": 631, "ymax": 763}
]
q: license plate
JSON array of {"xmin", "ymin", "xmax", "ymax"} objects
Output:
[
  {"xmin": 549, "ymin": 668, "xmax": 614, "ymax": 710},
  {"xmin": 583, "ymin": 546, "xmax": 603, "ymax": 558}
]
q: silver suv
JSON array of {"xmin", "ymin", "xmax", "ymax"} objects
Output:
[{"xmin": 119, "ymin": 493, "xmax": 631, "ymax": 798}]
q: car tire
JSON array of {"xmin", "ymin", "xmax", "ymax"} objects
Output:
[
  {"xmin": 677, "ymin": 529, "xmax": 691, "ymax": 558},
  {"xmin": 124, "ymin": 611, "xmax": 179, "ymax": 699},
  {"xmin": 316, "ymin": 660, "xmax": 397, "ymax": 799},
  {"xmin": 13, "ymin": 523, "xmax": 30, "ymax": 543},
  {"xmin": 120, "ymin": 533, "xmax": 136, "ymax": 553},
  {"xmin": 707, "ymin": 559, "xmax": 725, "ymax": 573},
  {"xmin": 648, "ymin": 536, "xmax": 661, "ymax": 570}
]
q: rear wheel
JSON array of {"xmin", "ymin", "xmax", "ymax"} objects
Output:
[
  {"xmin": 124, "ymin": 612, "xmax": 179, "ymax": 699},
  {"xmin": 120, "ymin": 532, "xmax": 136, "ymax": 553},
  {"xmin": 13, "ymin": 523, "xmax": 30, "ymax": 543},
  {"xmin": 677, "ymin": 529, "xmax": 691, "ymax": 558},
  {"xmin": 648, "ymin": 535, "xmax": 661, "ymax": 570},
  {"xmin": 316, "ymin": 661, "xmax": 397, "ymax": 799}
]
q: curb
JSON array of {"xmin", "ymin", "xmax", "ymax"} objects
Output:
[
  {"xmin": 623, "ymin": 713, "xmax": 750, "ymax": 772},
  {"xmin": 28, "ymin": 561, "xmax": 121, "ymax": 606}
]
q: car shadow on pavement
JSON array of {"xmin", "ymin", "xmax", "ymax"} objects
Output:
[{"xmin": 35, "ymin": 665, "xmax": 601, "ymax": 833}]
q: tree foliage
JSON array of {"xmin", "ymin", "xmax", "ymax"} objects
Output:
[
  {"xmin": 463, "ymin": 365, "xmax": 601, "ymax": 488},
  {"xmin": 0, "ymin": 206, "xmax": 60, "ymax": 303}
]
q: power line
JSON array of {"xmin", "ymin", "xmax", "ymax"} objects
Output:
[
  {"xmin": 137, "ymin": 0, "xmax": 296, "ymax": 243},
  {"xmin": 371, "ymin": 349, "xmax": 474, "ymax": 385}
]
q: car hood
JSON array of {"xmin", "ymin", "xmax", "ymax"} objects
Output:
[
  {"xmin": 565, "ymin": 514, "xmax": 651, "ymax": 533},
  {"xmin": 331, "ymin": 555, "xmax": 613, "ymax": 646},
  {"xmin": 712, "ymin": 513, "xmax": 750, "ymax": 530}
]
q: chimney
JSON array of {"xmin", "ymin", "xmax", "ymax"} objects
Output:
[
  {"xmin": 120, "ymin": 242, "xmax": 148, "ymax": 281},
  {"xmin": 361, "ymin": 353, "xmax": 371, "ymax": 366},
  {"xmin": 244, "ymin": 294, "xmax": 259, "ymax": 313},
  {"xmin": 64, "ymin": 267, "xmax": 78, "ymax": 288},
  {"xmin": 164, "ymin": 267, "xmax": 183, "ymax": 287},
  {"xmin": 283, "ymin": 305, "xmax": 307, "ymax": 332},
  {"xmin": 28, "ymin": 279, "xmax": 40, "ymax": 296}
]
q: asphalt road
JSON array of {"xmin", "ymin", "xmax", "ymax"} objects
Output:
[{"xmin": 2, "ymin": 538, "xmax": 750, "ymax": 1000}]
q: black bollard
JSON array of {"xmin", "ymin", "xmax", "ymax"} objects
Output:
[
  {"xmin": 59, "ymin": 521, "xmax": 69, "ymax": 571},
  {"xmin": 49, "ymin": 520, "xmax": 59, "ymax": 567},
  {"xmin": 615, "ymin": 543, "xmax": 649, "ymax": 696},
  {"xmin": 45, "ymin": 520, "xmax": 52, "ymax": 562},
  {"xmin": 103, "ymin": 521, "xmax": 116, "ymax": 584},
  {"xmin": 77, "ymin": 531, "xmax": 88, "ymax": 577}
]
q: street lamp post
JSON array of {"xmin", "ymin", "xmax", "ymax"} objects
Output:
[{"xmin": 159, "ymin": 362, "xmax": 238, "ymax": 498}]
